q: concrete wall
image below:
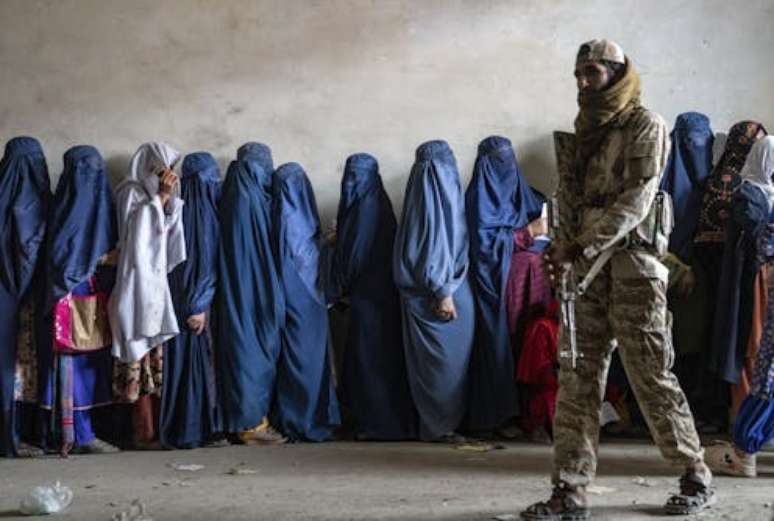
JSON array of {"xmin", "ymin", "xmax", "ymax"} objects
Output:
[{"xmin": 1, "ymin": 0, "xmax": 772, "ymax": 220}]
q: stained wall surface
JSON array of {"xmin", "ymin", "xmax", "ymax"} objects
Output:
[{"xmin": 2, "ymin": 0, "xmax": 772, "ymax": 218}]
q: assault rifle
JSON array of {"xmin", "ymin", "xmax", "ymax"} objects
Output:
[{"xmin": 548, "ymin": 131, "xmax": 619, "ymax": 369}]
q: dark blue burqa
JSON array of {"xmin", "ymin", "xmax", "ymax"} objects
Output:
[
  {"xmin": 216, "ymin": 153, "xmax": 285, "ymax": 433},
  {"xmin": 393, "ymin": 140, "xmax": 475, "ymax": 441},
  {"xmin": 465, "ymin": 136, "xmax": 540, "ymax": 432},
  {"xmin": 47, "ymin": 146, "xmax": 117, "ymax": 303},
  {"xmin": 0, "ymin": 137, "xmax": 50, "ymax": 457},
  {"xmin": 272, "ymin": 162, "xmax": 340, "ymax": 441},
  {"xmin": 332, "ymin": 153, "xmax": 417, "ymax": 440},
  {"xmin": 237, "ymin": 142, "xmax": 274, "ymax": 175},
  {"xmin": 711, "ymin": 183, "xmax": 770, "ymax": 384},
  {"xmin": 160, "ymin": 152, "xmax": 221, "ymax": 448},
  {"xmin": 40, "ymin": 145, "xmax": 116, "ymax": 449},
  {"xmin": 659, "ymin": 112, "xmax": 714, "ymax": 263}
]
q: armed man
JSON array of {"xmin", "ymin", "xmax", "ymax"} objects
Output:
[{"xmin": 520, "ymin": 40, "xmax": 716, "ymax": 520}]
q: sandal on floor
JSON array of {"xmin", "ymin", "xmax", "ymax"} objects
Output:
[
  {"xmin": 664, "ymin": 473, "xmax": 717, "ymax": 515},
  {"xmin": 17, "ymin": 442, "xmax": 44, "ymax": 458},
  {"xmin": 72, "ymin": 438, "xmax": 120, "ymax": 455},
  {"xmin": 520, "ymin": 481, "xmax": 590, "ymax": 521}
]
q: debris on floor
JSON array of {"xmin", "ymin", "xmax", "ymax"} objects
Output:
[
  {"xmin": 586, "ymin": 485, "xmax": 617, "ymax": 495},
  {"xmin": 110, "ymin": 499, "xmax": 153, "ymax": 521},
  {"xmin": 227, "ymin": 463, "xmax": 258, "ymax": 476},
  {"xmin": 167, "ymin": 463, "xmax": 205, "ymax": 472},
  {"xmin": 632, "ymin": 476, "xmax": 654, "ymax": 487},
  {"xmin": 19, "ymin": 481, "xmax": 73, "ymax": 516},
  {"xmin": 492, "ymin": 514, "xmax": 517, "ymax": 520},
  {"xmin": 454, "ymin": 442, "xmax": 506, "ymax": 452}
]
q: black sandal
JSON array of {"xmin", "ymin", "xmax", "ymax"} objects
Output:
[
  {"xmin": 520, "ymin": 481, "xmax": 591, "ymax": 521},
  {"xmin": 664, "ymin": 473, "xmax": 717, "ymax": 515}
]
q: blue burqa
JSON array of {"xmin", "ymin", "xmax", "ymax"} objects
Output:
[
  {"xmin": 160, "ymin": 152, "xmax": 221, "ymax": 448},
  {"xmin": 272, "ymin": 162, "xmax": 340, "ymax": 441},
  {"xmin": 237, "ymin": 142, "xmax": 274, "ymax": 174},
  {"xmin": 332, "ymin": 153, "xmax": 417, "ymax": 440},
  {"xmin": 465, "ymin": 136, "xmax": 541, "ymax": 432},
  {"xmin": 47, "ymin": 146, "xmax": 117, "ymax": 304},
  {"xmin": 659, "ymin": 112, "xmax": 714, "ymax": 263},
  {"xmin": 216, "ymin": 153, "xmax": 285, "ymax": 433},
  {"xmin": 0, "ymin": 137, "xmax": 50, "ymax": 457},
  {"xmin": 40, "ymin": 145, "xmax": 116, "ymax": 450},
  {"xmin": 393, "ymin": 140, "xmax": 475, "ymax": 441}
]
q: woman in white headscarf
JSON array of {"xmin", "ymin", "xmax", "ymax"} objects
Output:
[
  {"xmin": 740, "ymin": 136, "xmax": 774, "ymax": 210},
  {"xmin": 109, "ymin": 142, "xmax": 186, "ymax": 449}
]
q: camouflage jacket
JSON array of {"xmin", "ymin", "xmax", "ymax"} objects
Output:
[{"xmin": 557, "ymin": 105, "xmax": 670, "ymax": 279}]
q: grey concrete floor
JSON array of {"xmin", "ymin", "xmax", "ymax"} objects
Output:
[{"xmin": 0, "ymin": 441, "xmax": 772, "ymax": 520}]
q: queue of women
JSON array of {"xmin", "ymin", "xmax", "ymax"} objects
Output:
[
  {"xmin": 3, "ymin": 113, "xmax": 772, "ymax": 477},
  {"xmin": 1, "ymin": 135, "xmax": 548, "ymax": 457}
]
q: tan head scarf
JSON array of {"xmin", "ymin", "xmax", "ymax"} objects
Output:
[{"xmin": 574, "ymin": 40, "xmax": 642, "ymax": 161}]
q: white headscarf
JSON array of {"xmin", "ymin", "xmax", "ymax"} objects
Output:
[
  {"xmin": 125, "ymin": 141, "xmax": 181, "ymax": 196},
  {"xmin": 712, "ymin": 132, "xmax": 727, "ymax": 168},
  {"xmin": 110, "ymin": 142, "xmax": 186, "ymax": 362},
  {"xmin": 739, "ymin": 136, "xmax": 774, "ymax": 209}
]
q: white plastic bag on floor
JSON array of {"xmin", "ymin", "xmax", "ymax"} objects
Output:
[{"xmin": 19, "ymin": 482, "xmax": 73, "ymax": 515}]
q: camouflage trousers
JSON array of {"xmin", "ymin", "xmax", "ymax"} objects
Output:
[{"xmin": 552, "ymin": 259, "xmax": 704, "ymax": 487}]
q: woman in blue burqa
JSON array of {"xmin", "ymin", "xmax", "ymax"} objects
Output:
[
  {"xmin": 39, "ymin": 145, "xmax": 119, "ymax": 456},
  {"xmin": 0, "ymin": 137, "xmax": 50, "ymax": 457},
  {"xmin": 465, "ymin": 136, "xmax": 543, "ymax": 434},
  {"xmin": 329, "ymin": 153, "xmax": 417, "ymax": 440},
  {"xmin": 272, "ymin": 162, "xmax": 340, "ymax": 442},
  {"xmin": 658, "ymin": 113, "xmax": 717, "ymax": 426},
  {"xmin": 159, "ymin": 152, "xmax": 222, "ymax": 449},
  {"xmin": 216, "ymin": 143, "xmax": 287, "ymax": 444},
  {"xmin": 393, "ymin": 140, "xmax": 475, "ymax": 442}
]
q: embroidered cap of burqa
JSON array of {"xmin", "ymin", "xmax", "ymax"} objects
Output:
[
  {"xmin": 160, "ymin": 152, "xmax": 221, "ymax": 448},
  {"xmin": 393, "ymin": 140, "xmax": 475, "ymax": 440},
  {"xmin": 332, "ymin": 153, "xmax": 417, "ymax": 440},
  {"xmin": 0, "ymin": 137, "xmax": 50, "ymax": 457},
  {"xmin": 659, "ymin": 112, "xmax": 714, "ymax": 263},
  {"xmin": 272, "ymin": 162, "xmax": 340, "ymax": 442},
  {"xmin": 465, "ymin": 136, "xmax": 541, "ymax": 432},
  {"xmin": 216, "ymin": 151, "xmax": 284, "ymax": 433}
]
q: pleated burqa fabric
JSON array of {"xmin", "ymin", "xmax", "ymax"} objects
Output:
[
  {"xmin": 393, "ymin": 140, "xmax": 474, "ymax": 441},
  {"xmin": 216, "ymin": 150, "xmax": 284, "ymax": 433},
  {"xmin": 465, "ymin": 136, "xmax": 541, "ymax": 432},
  {"xmin": 160, "ymin": 152, "xmax": 221, "ymax": 448},
  {"xmin": 659, "ymin": 112, "xmax": 714, "ymax": 263},
  {"xmin": 331, "ymin": 153, "xmax": 417, "ymax": 440},
  {"xmin": 272, "ymin": 162, "xmax": 340, "ymax": 441},
  {"xmin": 39, "ymin": 145, "xmax": 116, "ymax": 451},
  {"xmin": 0, "ymin": 137, "xmax": 50, "ymax": 457},
  {"xmin": 237, "ymin": 142, "xmax": 274, "ymax": 175}
]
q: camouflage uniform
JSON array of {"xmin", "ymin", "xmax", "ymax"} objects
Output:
[{"xmin": 552, "ymin": 105, "xmax": 705, "ymax": 487}]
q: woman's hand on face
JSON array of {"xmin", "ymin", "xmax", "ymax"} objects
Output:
[
  {"xmin": 158, "ymin": 168, "xmax": 178, "ymax": 195},
  {"xmin": 434, "ymin": 295, "xmax": 457, "ymax": 321},
  {"xmin": 186, "ymin": 313, "xmax": 206, "ymax": 335}
]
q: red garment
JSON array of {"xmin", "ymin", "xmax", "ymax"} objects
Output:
[
  {"xmin": 506, "ymin": 228, "xmax": 553, "ymax": 375},
  {"xmin": 517, "ymin": 300, "xmax": 559, "ymax": 435},
  {"xmin": 133, "ymin": 394, "xmax": 160, "ymax": 443}
]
